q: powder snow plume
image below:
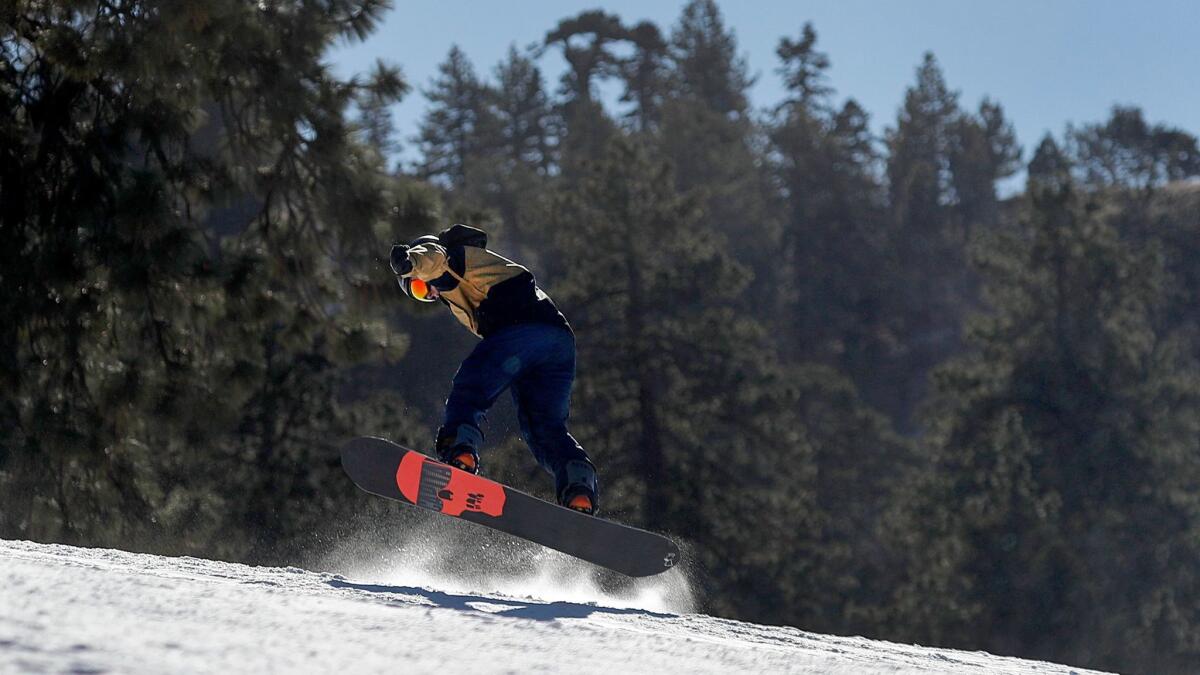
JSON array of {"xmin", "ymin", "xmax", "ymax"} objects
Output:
[{"xmin": 320, "ymin": 514, "xmax": 698, "ymax": 614}]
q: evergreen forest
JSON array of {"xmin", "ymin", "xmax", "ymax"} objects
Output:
[{"xmin": 3, "ymin": 3, "xmax": 1200, "ymax": 672}]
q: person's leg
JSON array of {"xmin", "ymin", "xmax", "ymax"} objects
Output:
[
  {"xmin": 510, "ymin": 327, "xmax": 597, "ymax": 507},
  {"xmin": 438, "ymin": 330, "xmax": 524, "ymax": 465}
]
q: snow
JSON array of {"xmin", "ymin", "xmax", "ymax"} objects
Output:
[{"xmin": 0, "ymin": 538, "xmax": 1109, "ymax": 674}]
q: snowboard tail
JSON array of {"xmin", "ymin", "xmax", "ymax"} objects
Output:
[{"xmin": 341, "ymin": 436, "xmax": 680, "ymax": 577}]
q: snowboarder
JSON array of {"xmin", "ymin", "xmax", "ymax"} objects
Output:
[{"xmin": 389, "ymin": 224, "xmax": 599, "ymax": 515}]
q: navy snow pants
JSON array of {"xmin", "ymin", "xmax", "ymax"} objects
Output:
[{"xmin": 439, "ymin": 323, "xmax": 591, "ymax": 489}]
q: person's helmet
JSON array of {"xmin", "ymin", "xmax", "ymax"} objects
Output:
[
  {"xmin": 408, "ymin": 234, "xmax": 441, "ymax": 248},
  {"xmin": 392, "ymin": 234, "xmax": 442, "ymax": 303}
]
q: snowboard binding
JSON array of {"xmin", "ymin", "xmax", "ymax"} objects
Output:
[
  {"xmin": 561, "ymin": 488, "xmax": 596, "ymax": 515},
  {"xmin": 557, "ymin": 459, "xmax": 599, "ymax": 516},
  {"xmin": 438, "ymin": 444, "xmax": 480, "ymax": 475},
  {"xmin": 435, "ymin": 426, "xmax": 482, "ymax": 475}
]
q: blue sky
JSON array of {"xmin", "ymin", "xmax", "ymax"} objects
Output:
[{"xmin": 330, "ymin": 0, "xmax": 1200, "ymax": 168}]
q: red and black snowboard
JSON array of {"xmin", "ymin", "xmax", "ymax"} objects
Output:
[{"xmin": 341, "ymin": 436, "xmax": 681, "ymax": 577}]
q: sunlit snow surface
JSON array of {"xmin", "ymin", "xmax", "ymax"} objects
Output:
[
  {"xmin": 319, "ymin": 516, "xmax": 699, "ymax": 615},
  {"xmin": 1, "ymin": 537, "xmax": 1109, "ymax": 674}
]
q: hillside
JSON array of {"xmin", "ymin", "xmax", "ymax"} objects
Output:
[{"xmin": 0, "ymin": 539, "xmax": 1109, "ymax": 674}]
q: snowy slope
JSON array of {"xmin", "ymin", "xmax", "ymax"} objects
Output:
[{"xmin": 0, "ymin": 538, "xmax": 1109, "ymax": 674}]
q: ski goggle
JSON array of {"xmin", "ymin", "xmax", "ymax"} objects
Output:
[{"xmin": 400, "ymin": 276, "xmax": 437, "ymax": 303}]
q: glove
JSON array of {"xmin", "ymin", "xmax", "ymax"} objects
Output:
[{"xmin": 389, "ymin": 244, "xmax": 412, "ymax": 276}]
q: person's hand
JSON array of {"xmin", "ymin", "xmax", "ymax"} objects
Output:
[{"xmin": 390, "ymin": 244, "xmax": 412, "ymax": 276}]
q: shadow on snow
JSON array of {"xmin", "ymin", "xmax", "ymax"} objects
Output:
[{"xmin": 326, "ymin": 578, "xmax": 674, "ymax": 622}]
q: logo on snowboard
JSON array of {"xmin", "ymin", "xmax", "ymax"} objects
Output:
[
  {"xmin": 397, "ymin": 453, "xmax": 507, "ymax": 517},
  {"xmin": 416, "ymin": 463, "xmax": 453, "ymax": 511}
]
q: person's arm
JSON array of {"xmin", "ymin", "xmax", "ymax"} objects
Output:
[
  {"xmin": 390, "ymin": 242, "xmax": 449, "ymax": 281},
  {"xmin": 407, "ymin": 242, "xmax": 449, "ymax": 280}
]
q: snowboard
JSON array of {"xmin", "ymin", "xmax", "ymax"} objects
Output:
[{"xmin": 341, "ymin": 436, "xmax": 680, "ymax": 577}]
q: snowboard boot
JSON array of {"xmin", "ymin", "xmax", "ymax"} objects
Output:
[
  {"xmin": 436, "ymin": 426, "xmax": 482, "ymax": 475},
  {"xmin": 556, "ymin": 459, "xmax": 599, "ymax": 516},
  {"xmin": 438, "ymin": 444, "xmax": 480, "ymax": 474}
]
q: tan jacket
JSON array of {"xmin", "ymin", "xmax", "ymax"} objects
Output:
[{"xmin": 405, "ymin": 242, "xmax": 535, "ymax": 337}]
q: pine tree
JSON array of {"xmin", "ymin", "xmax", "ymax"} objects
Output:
[
  {"xmin": 1068, "ymin": 106, "xmax": 1200, "ymax": 191},
  {"xmin": 767, "ymin": 26, "xmax": 911, "ymax": 634},
  {"xmin": 355, "ymin": 59, "xmax": 409, "ymax": 170},
  {"xmin": 1027, "ymin": 135, "xmax": 1073, "ymax": 190},
  {"xmin": 537, "ymin": 135, "xmax": 902, "ymax": 630},
  {"xmin": 893, "ymin": 156, "xmax": 1200, "ymax": 673},
  {"xmin": 543, "ymin": 10, "xmax": 627, "ymax": 104},
  {"xmin": 0, "ymin": 0, "xmax": 420, "ymax": 561},
  {"xmin": 659, "ymin": 0, "xmax": 777, "ymax": 307},
  {"xmin": 775, "ymin": 23, "xmax": 832, "ymax": 111},
  {"xmin": 670, "ymin": 0, "xmax": 753, "ymax": 116},
  {"xmin": 544, "ymin": 138, "xmax": 760, "ymax": 527},
  {"xmin": 618, "ymin": 21, "xmax": 670, "ymax": 133},
  {"xmin": 490, "ymin": 46, "xmax": 553, "ymax": 173},
  {"xmin": 887, "ymin": 53, "xmax": 960, "ymax": 235},
  {"xmin": 769, "ymin": 25, "xmax": 888, "ymax": 366},
  {"xmin": 878, "ymin": 52, "xmax": 986, "ymax": 431},
  {"xmin": 542, "ymin": 11, "xmax": 625, "ymax": 177},
  {"xmin": 413, "ymin": 45, "xmax": 497, "ymax": 189},
  {"xmin": 453, "ymin": 45, "xmax": 554, "ymax": 249},
  {"xmin": 949, "ymin": 99, "xmax": 1021, "ymax": 233}
]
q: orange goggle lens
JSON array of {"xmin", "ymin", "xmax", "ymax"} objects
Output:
[{"xmin": 408, "ymin": 278, "xmax": 436, "ymax": 302}]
